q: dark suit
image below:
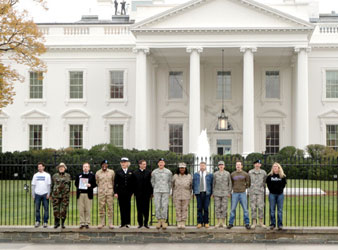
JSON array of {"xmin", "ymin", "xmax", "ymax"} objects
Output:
[
  {"xmin": 75, "ymin": 172, "xmax": 97, "ymax": 199},
  {"xmin": 133, "ymin": 168, "xmax": 153, "ymax": 226},
  {"xmin": 114, "ymin": 168, "xmax": 134, "ymax": 226}
]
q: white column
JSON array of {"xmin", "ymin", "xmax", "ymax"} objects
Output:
[
  {"xmin": 187, "ymin": 47, "xmax": 203, "ymax": 154},
  {"xmin": 294, "ymin": 47, "xmax": 310, "ymax": 150},
  {"xmin": 133, "ymin": 47, "xmax": 149, "ymax": 150},
  {"xmin": 240, "ymin": 47, "xmax": 257, "ymax": 156}
]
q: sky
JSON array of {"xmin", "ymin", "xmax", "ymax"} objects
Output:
[{"xmin": 19, "ymin": 0, "xmax": 338, "ymax": 23}]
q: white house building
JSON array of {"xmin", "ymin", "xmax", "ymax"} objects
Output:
[{"xmin": 1, "ymin": 0, "xmax": 338, "ymax": 156}]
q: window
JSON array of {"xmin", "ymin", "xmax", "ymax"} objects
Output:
[
  {"xmin": 265, "ymin": 71, "xmax": 280, "ymax": 99},
  {"xmin": 327, "ymin": 125, "xmax": 338, "ymax": 150},
  {"xmin": 110, "ymin": 71, "xmax": 124, "ymax": 99},
  {"xmin": 0, "ymin": 125, "xmax": 2, "ymax": 153},
  {"xmin": 217, "ymin": 71, "xmax": 231, "ymax": 100},
  {"xmin": 69, "ymin": 125, "xmax": 83, "ymax": 149},
  {"xmin": 69, "ymin": 71, "xmax": 83, "ymax": 99},
  {"xmin": 266, "ymin": 124, "xmax": 280, "ymax": 154},
  {"xmin": 168, "ymin": 71, "xmax": 183, "ymax": 99},
  {"xmin": 110, "ymin": 124, "xmax": 123, "ymax": 148},
  {"xmin": 326, "ymin": 71, "xmax": 338, "ymax": 98},
  {"xmin": 29, "ymin": 72, "xmax": 43, "ymax": 99},
  {"xmin": 29, "ymin": 125, "xmax": 42, "ymax": 150},
  {"xmin": 217, "ymin": 139, "xmax": 231, "ymax": 155},
  {"xmin": 169, "ymin": 124, "xmax": 183, "ymax": 154}
]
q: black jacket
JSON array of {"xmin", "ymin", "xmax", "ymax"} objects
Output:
[
  {"xmin": 266, "ymin": 174, "xmax": 286, "ymax": 195},
  {"xmin": 133, "ymin": 168, "xmax": 153, "ymax": 197},
  {"xmin": 75, "ymin": 172, "xmax": 97, "ymax": 199},
  {"xmin": 114, "ymin": 168, "xmax": 134, "ymax": 196}
]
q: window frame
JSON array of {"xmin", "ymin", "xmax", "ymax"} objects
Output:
[
  {"xmin": 69, "ymin": 124, "xmax": 84, "ymax": 149},
  {"xmin": 105, "ymin": 69, "xmax": 128, "ymax": 105},
  {"xmin": 261, "ymin": 67, "xmax": 283, "ymax": 104},
  {"xmin": 110, "ymin": 124, "xmax": 124, "ymax": 148},
  {"xmin": 65, "ymin": 69, "xmax": 87, "ymax": 105},
  {"xmin": 25, "ymin": 71, "xmax": 47, "ymax": 105},
  {"xmin": 265, "ymin": 124, "xmax": 280, "ymax": 155},
  {"xmin": 322, "ymin": 68, "xmax": 338, "ymax": 103},
  {"xmin": 29, "ymin": 124, "xmax": 43, "ymax": 150},
  {"xmin": 166, "ymin": 68, "xmax": 187, "ymax": 103},
  {"xmin": 168, "ymin": 123, "xmax": 184, "ymax": 154}
]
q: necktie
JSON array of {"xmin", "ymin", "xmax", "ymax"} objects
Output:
[{"xmin": 200, "ymin": 171, "xmax": 204, "ymax": 192}]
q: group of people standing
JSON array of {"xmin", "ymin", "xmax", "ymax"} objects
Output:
[{"xmin": 31, "ymin": 158, "xmax": 286, "ymax": 230}]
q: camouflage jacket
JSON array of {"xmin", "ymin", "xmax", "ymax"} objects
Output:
[
  {"xmin": 96, "ymin": 169, "xmax": 115, "ymax": 195},
  {"xmin": 51, "ymin": 172, "xmax": 71, "ymax": 198},
  {"xmin": 151, "ymin": 168, "xmax": 172, "ymax": 193},
  {"xmin": 248, "ymin": 169, "xmax": 267, "ymax": 195},
  {"xmin": 213, "ymin": 170, "xmax": 232, "ymax": 197}
]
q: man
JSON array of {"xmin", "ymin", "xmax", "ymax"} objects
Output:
[
  {"xmin": 120, "ymin": 0, "xmax": 126, "ymax": 15},
  {"xmin": 151, "ymin": 158, "xmax": 172, "ymax": 229},
  {"xmin": 133, "ymin": 159, "xmax": 153, "ymax": 228},
  {"xmin": 193, "ymin": 162, "xmax": 213, "ymax": 229},
  {"xmin": 96, "ymin": 160, "xmax": 115, "ymax": 229},
  {"xmin": 114, "ymin": 157, "xmax": 134, "ymax": 228},
  {"xmin": 249, "ymin": 159, "xmax": 267, "ymax": 229},
  {"xmin": 227, "ymin": 160, "xmax": 251, "ymax": 230},
  {"xmin": 32, "ymin": 162, "xmax": 51, "ymax": 228},
  {"xmin": 114, "ymin": 0, "xmax": 118, "ymax": 15},
  {"xmin": 75, "ymin": 162, "xmax": 97, "ymax": 229}
]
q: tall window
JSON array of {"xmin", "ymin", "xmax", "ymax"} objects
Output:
[
  {"xmin": 217, "ymin": 71, "xmax": 231, "ymax": 100},
  {"xmin": 110, "ymin": 124, "xmax": 123, "ymax": 148},
  {"xmin": 29, "ymin": 125, "xmax": 42, "ymax": 150},
  {"xmin": 326, "ymin": 71, "xmax": 338, "ymax": 98},
  {"xmin": 266, "ymin": 124, "xmax": 280, "ymax": 154},
  {"xmin": 168, "ymin": 71, "xmax": 183, "ymax": 99},
  {"xmin": 69, "ymin": 71, "xmax": 83, "ymax": 99},
  {"xmin": 110, "ymin": 71, "xmax": 124, "ymax": 99},
  {"xmin": 327, "ymin": 125, "xmax": 338, "ymax": 151},
  {"xmin": 217, "ymin": 139, "xmax": 231, "ymax": 155},
  {"xmin": 69, "ymin": 125, "xmax": 83, "ymax": 149},
  {"xmin": 265, "ymin": 71, "xmax": 280, "ymax": 99},
  {"xmin": 169, "ymin": 124, "xmax": 183, "ymax": 154},
  {"xmin": 29, "ymin": 72, "xmax": 43, "ymax": 99},
  {"xmin": 0, "ymin": 125, "xmax": 2, "ymax": 153}
]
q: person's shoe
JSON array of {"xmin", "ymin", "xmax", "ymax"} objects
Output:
[
  {"xmin": 205, "ymin": 224, "xmax": 210, "ymax": 229},
  {"xmin": 34, "ymin": 221, "xmax": 40, "ymax": 228},
  {"xmin": 61, "ymin": 219, "xmax": 66, "ymax": 229},
  {"xmin": 138, "ymin": 225, "xmax": 143, "ymax": 229},
  {"xmin": 97, "ymin": 224, "xmax": 104, "ymax": 229},
  {"xmin": 79, "ymin": 225, "xmax": 85, "ymax": 229},
  {"xmin": 181, "ymin": 221, "xmax": 186, "ymax": 229},
  {"xmin": 227, "ymin": 224, "xmax": 233, "ymax": 229},
  {"xmin": 43, "ymin": 223, "xmax": 48, "ymax": 228},
  {"xmin": 98, "ymin": 217, "xmax": 105, "ymax": 229},
  {"xmin": 270, "ymin": 224, "xmax": 275, "ymax": 230},
  {"xmin": 197, "ymin": 224, "xmax": 202, "ymax": 229},
  {"xmin": 214, "ymin": 219, "xmax": 220, "ymax": 228},
  {"xmin": 278, "ymin": 226, "xmax": 283, "ymax": 230},
  {"xmin": 54, "ymin": 218, "xmax": 60, "ymax": 229},
  {"xmin": 144, "ymin": 225, "xmax": 150, "ymax": 229},
  {"xmin": 223, "ymin": 219, "xmax": 227, "ymax": 227},
  {"xmin": 259, "ymin": 219, "xmax": 267, "ymax": 229},
  {"xmin": 85, "ymin": 225, "xmax": 89, "ymax": 229},
  {"xmin": 162, "ymin": 221, "xmax": 168, "ymax": 229},
  {"xmin": 156, "ymin": 221, "xmax": 161, "ymax": 229},
  {"xmin": 251, "ymin": 219, "xmax": 256, "ymax": 229},
  {"xmin": 109, "ymin": 224, "xmax": 114, "ymax": 229},
  {"xmin": 119, "ymin": 224, "xmax": 125, "ymax": 228},
  {"xmin": 125, "ymin": 225, "xmax": 129, "ymax": 228},
  {"xmin": 245, "ymin": 224, "xmax": 251, "ymax": 230}
]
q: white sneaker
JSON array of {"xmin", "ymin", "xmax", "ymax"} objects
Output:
[{"xmin": 34, "ymin": 222, "xmax": 40, "ymax": 228}]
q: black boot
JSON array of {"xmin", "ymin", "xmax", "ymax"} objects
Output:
[
  {"xmin": 61, "ymin": 218, "xmax": 66, "ymax": 229},
  {"xmin": 54, "ymin": 218, "xmax": 60, "ymax": 229}
]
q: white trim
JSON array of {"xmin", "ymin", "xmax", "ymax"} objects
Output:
[
  {"xmin": 318, "ymin": 110, "xmax": 338, "ymax": 146},
  {"xmin": 213, "ymin": 67, "xmax": 233, "ymax": 102},
  {"xmin": 108, "ymin": 123, "xmax": 127, "ymax": 149},
  {"xmin": 24, "ymin": 71, "xmax": 47, "ymax": 106},
  {"xmin": 65, "ymin": 68, "xmax": 88, "ymax": 106},
  {"xmin": 0, "ymin": 111, "xmax": 9, "ymax": 152},
  {"xmin": 260, "ymin": 67, "xmax": 283, "ymax": 105},
  {"xmin": 105, "ymin": 68, "xmax": 129, "ymax": 106},
  {"xmin": 166, "ymin": 68, "xmax": 188, "ymax": 104},
  {"xmin": 321, "ymin": 68, "xmax": 338, "ymax": 104}
]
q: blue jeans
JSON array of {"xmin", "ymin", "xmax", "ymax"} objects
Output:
[
  {"xmin": 269, "ymin": 193, "xmax": 284, "ymax": 227},
  {"xmin": 196, "ymin": 192, "xmax": 210, "ymax": 224},
  {"xmin": 35, "ymin": 193, "xmax": 49, "ymax": 223},
  {"xmin": 229, "ymin": 192, "xmax": 250, "ymax": 225}
]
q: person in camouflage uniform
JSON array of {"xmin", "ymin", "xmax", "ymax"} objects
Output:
[
  {"xmin": 213, "ymin": 161, "xmax": 232, "ymax": 228},
  {"xmin": 151, "ymin": 158, "xmax": 172, "ymax": 229},
  {"xmin": 248, "ymin": 159, "xmax": 267, "ymax": 228},
  {"xmin": 95, "ymin": 160, "xmax": 115, "ymax": 229},
  {"xmin": 51, "ymin": 163, "xmax": 71, "ymax": 229}
]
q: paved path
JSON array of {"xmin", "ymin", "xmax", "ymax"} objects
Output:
[{"xmin": 0, "ymin": 244, "xmax": 337, "ymax": 250}]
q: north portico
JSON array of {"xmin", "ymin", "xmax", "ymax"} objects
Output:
[{"xmin": 131, "ymin": 0, "xmax": 314, "ymax": 156}]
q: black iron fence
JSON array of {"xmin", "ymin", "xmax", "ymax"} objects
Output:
[{"xmin": 0, "ymin": 156, "xmax": 338, "ymax": 227}]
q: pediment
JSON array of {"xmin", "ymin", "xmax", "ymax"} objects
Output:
[
  {"xmin": 319, "ymin": 110, "xmax": 338, "ymax": 119},
  {"xmin": 162, "ymin": 109, "xmax": 188, "ymax": 118},
  {"xmin": 258, "ymin": 109, "xmax": 287, "ymax": 118},
  {"xmin": 62, "ymin": 109, "xmax": 90, "ymax": 119},
  {"xmin": 132, "ymin": 0, "xmax": 313, "ymax": 32},
  {"xmin": 102, "ymin": 109, "xmax": 131, "ymax": 119},
  {"xmin": 0, "ymin": 110, "xmax": 9, "ymax": 119},
  {"xmin": 21, "ymin": 109, "xmax": 49, "ymax": 119}
]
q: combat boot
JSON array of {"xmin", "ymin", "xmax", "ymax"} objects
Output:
[
  {"xmin": 223, "ymin": 218, "xmax": 227, "ymax": 227},
  {"xmin": 251, "ymin": 219, "xmax": 256, "ymax": 229},
  {"xmin": 177, "ymin": 221, "xmax": 181, "ymax": 229},
  {"xmin": 215, "ymin": 219, "xmax": 220, "ymax": 228},
  {"xmin": 156, "ymin": 220, "xmax": 161, "ymax": 229},
  {"xmin": 259, "ymin": 218, "xmax": 267, "ymax": 229},
  {"xmin": 97, "ymin": 217, "xmax": 105, "ymax": 229},
  {"xmin": 108, "ymin": 217, "xmax": 114, "ymax": 229},
  {"xmin": 162, "ymin": 220, "xmax": 168, "ymax": 229},
  {"xmin": 61, "ymin": 218, "xmax": 66, "ymax": 229},
  {"xmin": 54, "ymin": 218, "xmax": 60, "ymax": 229}
]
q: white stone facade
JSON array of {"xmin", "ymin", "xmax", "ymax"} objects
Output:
[{"xmin": 1, "ymin": 0, "xmax": 338, "ymax": 155}]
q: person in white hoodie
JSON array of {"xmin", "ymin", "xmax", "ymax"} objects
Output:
[{"xmin": 32, "ymin": 162, "xmax": 51, "ymax": 228}]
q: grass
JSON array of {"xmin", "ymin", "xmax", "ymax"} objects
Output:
[{"xmin": 0, "ymin": 179, "xmax": 337, "ymax": 227}]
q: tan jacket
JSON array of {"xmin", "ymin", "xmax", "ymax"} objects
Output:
[
  {"xmin": 95, "ymin": 169, "xmax": 115, "ymax": 195},
  {"xmin": 172, "ymin": 174, "xmax": 192, "ymax": 200}
]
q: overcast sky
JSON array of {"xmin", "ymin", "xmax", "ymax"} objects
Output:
[{"xmin": 20, "ymin": 0, "xmax": 338, "ymax": 23}]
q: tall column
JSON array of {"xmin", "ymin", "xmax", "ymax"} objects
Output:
[
  {"xmin": 187, "ymin": 47, "xmax": 203, "ymax": 154},
  {"xmin": 240, "ymin": 47, "xmax": 257, "ymax": 156},
  {"xmin": 133, "ymin": 47, "xmax": 149, "ymax": 150},
  {"xmin": 294, "ymin": 47, "xmax": 310, "ymax": 150}
]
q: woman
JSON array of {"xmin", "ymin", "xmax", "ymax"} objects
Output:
[
  {"xmin": 266, "ymin": 162, "xmax": 286, "ymax": 230},
  {"xmin": 51, "ymin": 162, "xmax": 71, "ymax": 229},
  {"xmin": 172, "ymin": 162, "xmax": 192, "ymax": 229},
  {"xmin": 213, "ymin": 161, "xmax": 232, "ymax": 228}
]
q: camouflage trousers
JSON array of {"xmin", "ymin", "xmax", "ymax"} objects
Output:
[
  {"xmin": 52, "ymin": 196, "xmax": 69, "ymax": 219},
  {"xmin": 154, "ymin": 192, "xmax": 169, "ymax": 220},
  {"xmin": 214, "ymin": 196, "xmax": 228, "ymax": 219},
  {"xmin": 98, "ymin": 192, "xmax": 114, "ymax": 219},
  {"xmin": 250, "ymin": 193, "xmax": 265, "ymax": 219},
  {"xmin": 173, "ymin": 199, "xmax": 190, "ymax": 222}
]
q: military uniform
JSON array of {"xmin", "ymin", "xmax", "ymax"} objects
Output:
[
  {"xmin": 172, "ymin": 174, "xmax": 192, "ymax": 223},
  {"xmin": 96, "ymin": 169, "xmax": 115, "ymax": 226},
  {"xmin": 51, "ymin": 172, "xmax": 71, "ymax": 221},
  {"xmin": 248, "ymin": 169, "xmax": 267, "ymax": 220},
  {"xmin": 151, "ymin": 168, "xmax": 172, "ymax": 220},
  {"xmin": 213, "ymin": 170, "xmax": 232, "ymax": 219}
]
